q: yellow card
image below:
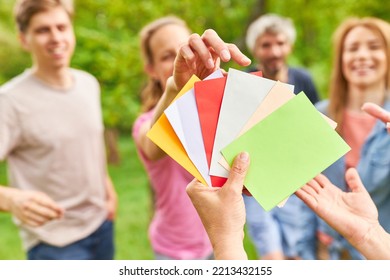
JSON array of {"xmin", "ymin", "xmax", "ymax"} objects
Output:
[{"xmin": 146, "ymin": 75, "xmax": 207, "ymax": 185}]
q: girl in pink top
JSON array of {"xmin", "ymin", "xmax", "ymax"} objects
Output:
[{"xmin": 133, "ymin": 16, "xmax": 206, "ymax": 260}]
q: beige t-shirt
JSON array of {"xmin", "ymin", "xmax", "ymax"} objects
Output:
[{"xmin": 0, "ymin": 69, "xmax": 108, "ymax": 250}]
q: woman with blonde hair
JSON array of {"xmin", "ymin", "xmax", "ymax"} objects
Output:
[{"xmin": 316, "ymin": 17, "xmax": 390, "ymax": 259}]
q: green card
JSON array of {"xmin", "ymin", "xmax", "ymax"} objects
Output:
[{"xmin": 221, "ymin": 92, "xmax": 350, "ymax": 211}]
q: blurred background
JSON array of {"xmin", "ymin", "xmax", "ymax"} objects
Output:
[{"xmin": 1, "ymin": 0, "xmax": 389, "ymax": 259}]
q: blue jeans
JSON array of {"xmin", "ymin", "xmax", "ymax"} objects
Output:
[{"xmin": 27, "ymin": 220, "xmax": 114, "ymax": 260}]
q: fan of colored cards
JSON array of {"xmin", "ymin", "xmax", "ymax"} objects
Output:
[{"xmin": 147, "ymin": 68, "xmax": 350, "ymax": 211}]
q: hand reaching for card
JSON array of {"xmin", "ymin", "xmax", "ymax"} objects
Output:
[{"xmin": 173, "ymin": 29, "xmax": 251, "ymax": 91}]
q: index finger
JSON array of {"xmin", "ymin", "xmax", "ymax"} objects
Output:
[
  {"xmin": 362, "ymin": 102, "xmax": 390, "ymax": 123},
  {"xmin": 34, "ymin": 194, "xmax": 64, "ymax": 218}
]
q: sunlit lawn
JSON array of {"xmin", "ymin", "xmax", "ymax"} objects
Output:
[{"xmin": 0, "ymin": 135, "xmax": 256, "ymax": 260}]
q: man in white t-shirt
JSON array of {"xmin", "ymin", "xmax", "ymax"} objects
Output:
[{"xmin": 0, "ymin": 0, "xmax": 117, "ymax": 260}]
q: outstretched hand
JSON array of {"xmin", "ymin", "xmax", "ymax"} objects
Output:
[
  {"xmin": 295, "ymin": 168, "xmax": 379, "ymax": 248},
  {"xmin": 186, "ymin": 152, "xmax": 250, "ymax": 260},
  {"xmin": 173, "ymin": 29, "xmax": 251, "ymax": 90}
]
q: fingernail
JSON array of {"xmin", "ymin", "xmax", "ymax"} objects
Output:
[
  {"xmin": 242, "ymin": 56, "xmax": 251, "ymax": 65},
  {"xmin": 239, "ymin": 152, "xmax": 249, "ymax": 162},
  {"xmin": 221, "ymin": 49, "xmax": 231, "ymax": 61}
]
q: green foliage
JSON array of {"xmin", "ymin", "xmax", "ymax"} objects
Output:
[
  {"xmin": 0, "ymin": 36, "xmax": 29, "ymax": 85},
  {"xmin": 72, "ymin": 26, "xmax": 142, "ymax": 130},
  {"xmin": 0, "ymin": 1, "xmax": 30, "ymax": 85},
  {"xmin": 1, "ymin": 0, "xmax": 390, "ymax": 128},
  {"xmin": 0, "ymin": 162, "xmax": 25, "ymax": 259}
]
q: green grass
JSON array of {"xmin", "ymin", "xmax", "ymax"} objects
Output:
[
  {"xmin": 0, "ymin": 135, "xmax": 257, "ymax": 260},
  {"xmin": 0, "ymin": 160, "xmax": 25, "ymax": 259}
]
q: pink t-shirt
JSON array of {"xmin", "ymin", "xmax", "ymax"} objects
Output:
[
  {"xmin": 132, "ymin": 110, "xmax": 212, "ymax": 259},
  {"xmin": 343, "ymin": 109, "xmax": 376, "ymax": 169}
]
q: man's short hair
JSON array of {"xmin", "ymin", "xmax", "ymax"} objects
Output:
[
  {"xmin": 14, "ymin": 0, "xmax": 74, "ymax": 33},
  {"xmin": 246, "ymin": 13, "xmax": 296, "ymax": 54}
]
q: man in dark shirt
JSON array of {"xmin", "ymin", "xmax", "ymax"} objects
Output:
[
  {"xmin": 243, "ymin": 13, "xmax": 319, "ymax": 260},
  {"xmin": 246, "ymin": 14, "xmax": 319, "ymax": 104}
]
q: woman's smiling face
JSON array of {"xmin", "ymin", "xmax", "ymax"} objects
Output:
[{"xmin": 342, "ymin": 26, "xmax": 387, "ymax": 90}]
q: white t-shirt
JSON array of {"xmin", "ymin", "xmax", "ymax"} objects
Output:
[{"xmin": 0, "ymin": 69, "xmax": 108, "ymax": 250}]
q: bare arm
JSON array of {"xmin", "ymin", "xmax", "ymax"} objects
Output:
[
  {"xmin": 0, "ymin": 185, "xmax": 63, "ymax": 227},
  {"xmin": 136, "ymin": 79, "xmax": 180, "ymax": 161},
  {"xmin": 358, "ymin": 225, "xmax": 390, "ymax": 260}
]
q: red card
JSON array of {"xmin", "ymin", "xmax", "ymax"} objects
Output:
[
  {"xmin": 193, "ymin": 70, "xmax": 262, "ymax": 187},
  {"xmin": 194, "ymin": 77, "xmax": 227, "ymax": 187}
]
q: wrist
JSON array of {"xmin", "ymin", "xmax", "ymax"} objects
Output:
[
  {"xmin": 0, "ymin": 187, "xmax": 15, "ymax": 212},
  {"xmin": 165, "ymin": 76, "xmax": 179, "ymax": 99},
  {"xmin": 356, "ymin": 223, "xmax": 390, "ymax": 259},
  {"xmin": 210, "ymin": 230, "xmax": 247, "ymax": 260}
]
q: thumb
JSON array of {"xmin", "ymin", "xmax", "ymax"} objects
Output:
[
  {"xmin": 345, "ymin": 168, "xmax": 367, "ymax": 193},
  {"xmin": 224, "ymin": 152, "xmax": 250, "ymax": 193},
  {"xmin": 186, "ymin": 178, "xmax": 203, "ymax": 198}
]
